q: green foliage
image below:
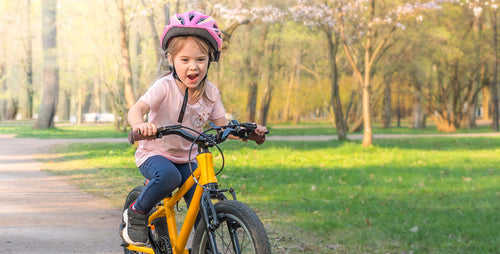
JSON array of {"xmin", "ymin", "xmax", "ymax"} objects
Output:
[{"xmin": 41, "ymin": 135, "xmax": 500, "ymax": 253}]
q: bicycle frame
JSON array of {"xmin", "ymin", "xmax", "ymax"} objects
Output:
[{"xmin": 125, "ymin": 148, "xmax": 217, "ymax": 254}]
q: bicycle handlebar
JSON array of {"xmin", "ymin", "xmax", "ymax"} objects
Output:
[{"xmin": 128, "ymin": 121, "xmax": 268, "ymax": 146}]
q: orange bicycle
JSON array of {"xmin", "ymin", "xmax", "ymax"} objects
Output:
[{"xmin": 121, "ymin": 120, "xmax": 271, "ymax": 254}]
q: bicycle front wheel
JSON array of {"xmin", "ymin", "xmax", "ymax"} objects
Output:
[{"xmin": 191, "ymin": 200, "xmax": 271, "ymax": 254}]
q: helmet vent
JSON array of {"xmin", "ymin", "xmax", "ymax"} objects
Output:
[
  {"xmin": 177, "ymin": 16, "xmax": 184, "ymax": 25},
  {"xmin": 197, "ymin": 18, "xmax": 206, "ymax": 24}
]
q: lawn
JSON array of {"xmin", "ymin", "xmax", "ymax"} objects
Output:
[
  {"xmin": 2, "ymin": 122, "xmax": 498, "ymax": 253},
  {"xmin": 1, "ymin": 120, "xmax": 495, "ymax": 138}
]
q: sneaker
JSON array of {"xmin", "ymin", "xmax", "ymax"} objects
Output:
[{"xmin": 121, "ymin": 207, "xmax": 148, "ymax": 246}]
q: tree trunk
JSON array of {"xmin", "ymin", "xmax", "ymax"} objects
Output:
[
  {"xmin": 246, "ymin": 82, "xmax": 258, "ymax": 123},
  {"xmin": 60, "ymin": 90, "xmax": 70, "ymax": 121},
  {"xmin": 410, "ymin": 94, "xmax": 425, "ymax": 128},
  {"xmin": 0, "ymin": 63, "xmax": 6, "ymax": 121},
  {"xmin": 282, "ymin": 51, "xmax": 301, "ymax": 123},
  {"xmin": 35, "ymin": 0, "xmax": 58, "ymax": 129},
  {"xmin": 360, "ymin": 1, "xmax": 376, "ymax": 147},
  {"xmin": 259, "ymin": 36, "xmax": 279, "ymax": 126},
  {"xmin": 482, "ymin": 86, "xmax": 490, "ymax": 120},
  {"xmin": 325, "ymin": 28, "xmax": 346, "ymax": 140},
  {"xmin": 117, "ymin": 0, "xmax": 135, "ymax": 110},
  {"xmin": 24, "ymin": 0, "xmax": 34, "ymax": 120},
  {"xmin": 245, "ymin": 25, "xmax": 268, "ymax": 123},
  {"xmin": 141, "ymin": 0, "xmax": 169, "ymax": 76},
  {"xmin": 381, "ymin": 77, "xmax": 391, "ymax": 128}
]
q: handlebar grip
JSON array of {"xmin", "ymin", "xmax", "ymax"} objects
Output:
[
  {"xmin": 248, "ymin": 132, "xmax": 266, "ymax": 145},
  {"xmin": 128, "ymin": 130, "xmax": 156, "ymax": 144}
]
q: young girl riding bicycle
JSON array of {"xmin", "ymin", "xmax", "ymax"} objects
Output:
[{"xmin": 121, "ymin": 11, "xmax": 267, "ymax": 246}]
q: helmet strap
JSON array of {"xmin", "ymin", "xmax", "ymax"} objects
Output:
[
  {"xmin": 177, "ymin": 87, "xmax": 188, "ymax": 123},
  {"xmin": 172, "ymin": 60, "xmax": 211, "ymax": 124}
]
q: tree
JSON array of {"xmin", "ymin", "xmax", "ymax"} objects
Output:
[
  {"xmin": 140, "ymin": 0, "xmax": 169, "ymax": 76},
  {"xmin": 493, "ymin": 4, "xmax": 500, "ymax": 131},
  {"xmin": 259, "ymin": 24, "xmax": 282, "ymax": 126},
  {"xmin": 35, "ymin": 0, "xmax": 58, "ymax": 129},
  {"xmin": 212, "ymin": 3, "xmax": 285, "ymax": 124},
  {"xmin": 24, "ymin": 0, "xmax": 34, "ymax": 120},
  {"xmin": 117, "ymin": 0, "xmax": 135, "ymax": 110},
  {"xmin": 408, "ymin": 1, "xmax": 492, "ymax": 132},
  {"xmin": 290, "ymin": 1, "xmax": 347, "ymax": 140},
  {"xmin": 339, "ymin": 0, "xmax": 446, "ymax": 146}
]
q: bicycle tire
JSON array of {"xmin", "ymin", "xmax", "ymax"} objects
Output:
[
  {"xmin": 191, "ymin": 200, "xmax": 271, "ymax": 254},
  {"xmin": 122, "ymin": 186, "xmax": 144, "ymax": 254}
]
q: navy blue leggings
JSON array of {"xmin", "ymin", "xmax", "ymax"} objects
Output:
[{"xmin": 134, "ymin": 155, "xmax": 197, "ymax": 213}]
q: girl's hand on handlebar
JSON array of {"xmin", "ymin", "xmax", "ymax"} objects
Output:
[
  {"xmin": 254, "ymin": 124, "xmax": 268, "ymax": 136},
  {"xmin": 247, "ymin": 124, "xmax": 267, "ymax": 145},
  {"xmin": 134, "ymin": 122, "xmax": 157, "ymax": 136}
]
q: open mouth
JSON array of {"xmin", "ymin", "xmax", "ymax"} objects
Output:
[{"xmin": 187, "ymin": 74, "xmax": 199, "ymax": 82}]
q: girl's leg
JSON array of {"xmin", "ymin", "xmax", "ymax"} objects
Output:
[{"xmin": 134, "ymin": 155, "xmax": 183, "ymax": 213}]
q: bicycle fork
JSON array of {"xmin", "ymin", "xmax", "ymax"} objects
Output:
[{"xmin": 200, "ymin": 190, "xmax": 220, "ymax": 254}]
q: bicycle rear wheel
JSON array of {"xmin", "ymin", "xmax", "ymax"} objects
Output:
[{"xmin": 191, "ymin": 200, "xmax": 271, "ymax": 254}]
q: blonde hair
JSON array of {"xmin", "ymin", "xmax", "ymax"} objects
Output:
[{"xmin": 165, "ymin": 36, "xmax": 214, "ymax": 103}]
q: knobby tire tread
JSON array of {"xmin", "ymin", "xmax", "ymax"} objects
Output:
[{"xmin": 191, "ymin": 200, "xmax": 271, "ymax": 254}]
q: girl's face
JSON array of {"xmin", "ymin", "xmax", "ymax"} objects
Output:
[{"xmin": 168, "ymin": 37, "xmax": 210, "ymax": 90}]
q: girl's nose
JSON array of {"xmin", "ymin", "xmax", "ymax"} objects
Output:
[{"xmin": 188, "ymin": 62, "xmax": 198, "ymax": 70}]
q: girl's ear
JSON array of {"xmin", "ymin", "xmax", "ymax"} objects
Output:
[{"xmin": 167, "ymin": 53, "xmax": 173, "ymax": 65}]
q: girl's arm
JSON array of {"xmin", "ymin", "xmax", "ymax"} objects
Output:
[{"xmin": 128, "ymin": 101, "xmax": 157, "ymax": 136}]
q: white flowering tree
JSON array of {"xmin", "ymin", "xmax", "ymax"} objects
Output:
[
  {"xmin": 339, "ymin": 0, "xmax": 449, "ymax": 146},
  {"xmin": 291, "ymin": 0, "xmax": 448, "ymax": 145}
]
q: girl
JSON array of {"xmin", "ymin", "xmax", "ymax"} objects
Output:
[{"xmin": 120, "ymin": 11, "xmax": 267, "ymax": 246}]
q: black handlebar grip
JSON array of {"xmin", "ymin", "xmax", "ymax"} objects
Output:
[{"xmin": 128, "ymin": 130, "xmax": 156, "ymax": 144}]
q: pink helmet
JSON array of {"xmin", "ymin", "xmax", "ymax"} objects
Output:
[{"xmin": 161, "ymin": 11, "xmax": 223, "ymax": 62}]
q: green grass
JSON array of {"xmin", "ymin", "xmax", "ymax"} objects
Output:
[
  {"xmin": 38, "ymin": 135, "xmax": 499, "ymax": 253},
  {"xmin": 0, "ymin": 120, "xmax": 495, "ymax": 137},
  {"xmin": 268, "ymin": 122, "xmax": 496, "ymax": 136}
]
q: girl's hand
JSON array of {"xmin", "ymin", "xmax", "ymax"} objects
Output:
[
  {"xmin": 254, "ymin": 124, "xmax": 268, "ymax": 136},
  {"xmin": 133, "ymin": 122, "xmax": 157, "ymax": 136},
  {"xmin": 247, "ymin": 124, "xmax": 267, "ymax": 145}
]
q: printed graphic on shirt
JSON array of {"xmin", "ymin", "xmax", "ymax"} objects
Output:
[{"xmin": 191, "ymin": 111, "xmax": 210, "ymax": 128}]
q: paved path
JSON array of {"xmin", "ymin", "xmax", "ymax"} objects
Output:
[{"xmin": 0, "ymin": 134, "xmax": 125, "ymax": 254}]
